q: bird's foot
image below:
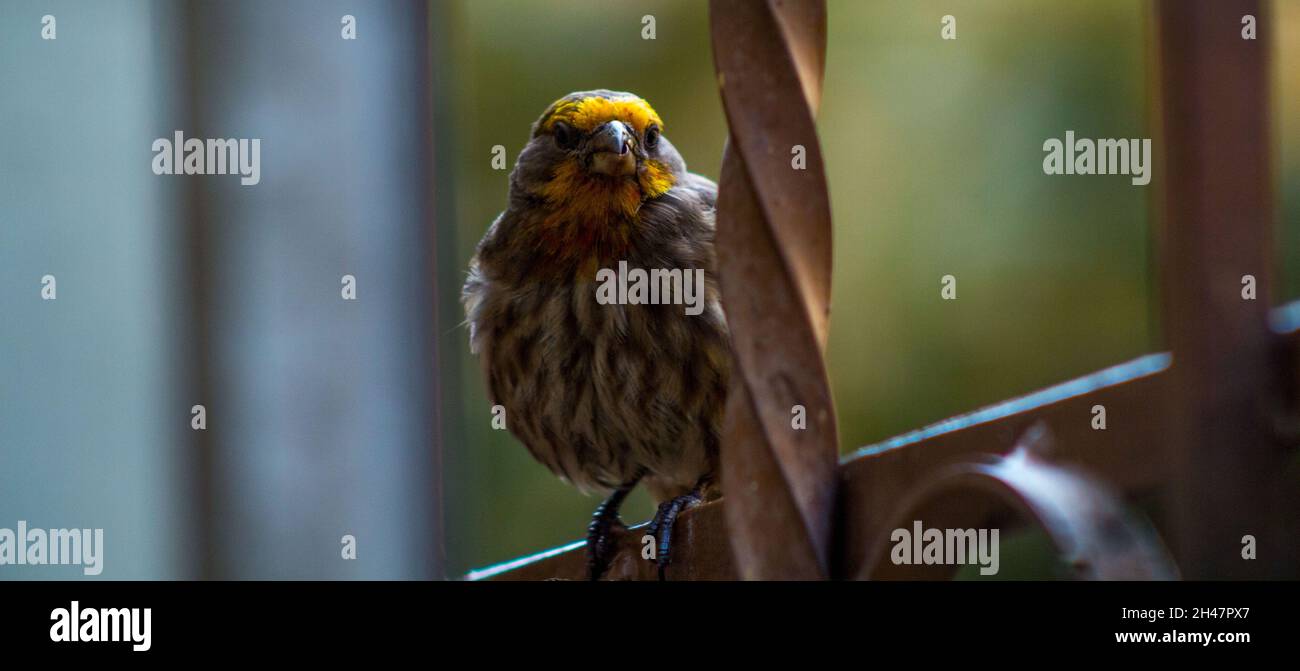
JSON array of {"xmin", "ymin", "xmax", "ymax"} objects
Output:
[
  {"xmin": 645, "ymin": 488, "xmax": 703, "ymax": 581},
  {"xmin": 586, "ymin": 485, "xmax": 635, "ymax": 581}
]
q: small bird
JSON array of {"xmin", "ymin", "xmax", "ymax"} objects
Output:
[{"xmin": 462, "ymin": 90, "xmax": 731, "ymax": 579}]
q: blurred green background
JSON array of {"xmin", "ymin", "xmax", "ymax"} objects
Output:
[{"xmin": 437, "ymin": 0, "xmax": 1300, "ymax": 576}]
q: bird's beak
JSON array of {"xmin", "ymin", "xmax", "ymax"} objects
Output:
[{"xmin": 588, "ymin": 121, "xmax": 636, "ymax": 177}]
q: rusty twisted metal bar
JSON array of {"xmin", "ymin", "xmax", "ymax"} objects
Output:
[{"xmin": 710, "ymin": 0, "xmax": 838, "ymax": 580}]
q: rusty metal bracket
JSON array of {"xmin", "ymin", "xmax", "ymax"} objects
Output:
[
  {"xmin": 710, "ymin": 0, "xmax": 839, "ymax": 579},
  {"xmin": 860, "ymin": 425, "xmax": 1179, "ymax": 580}
]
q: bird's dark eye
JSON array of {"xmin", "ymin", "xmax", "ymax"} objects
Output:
[
  {"xmin": 553, "ymin": 122, "xmax": 577, "ymax": 150},
  {"xmin": 644, "ymin": 125, "xmax": 660, "ymax": 150}
]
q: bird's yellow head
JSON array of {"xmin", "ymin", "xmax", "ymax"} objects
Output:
[{"xmin": 510, "ymin": 90, "xmax": 684, "ymax": 261}]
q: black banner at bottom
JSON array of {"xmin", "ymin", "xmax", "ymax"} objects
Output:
[{"xmin": 0, "ymin": 580, "xmax": 1289, "ymax": 659}]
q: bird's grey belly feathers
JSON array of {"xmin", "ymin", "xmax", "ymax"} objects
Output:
[{"xmin": 463, "ymin": 178, "xmax": 730, "ymax": 499}]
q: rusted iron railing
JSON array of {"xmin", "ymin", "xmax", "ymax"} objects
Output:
[
  {"xmin": 468, "ymin": 0, "xmax": 1299, "ymax": 581},
  {"xmin": 711, "ymin": 0, "xmax": 838, "ymax": 581}
]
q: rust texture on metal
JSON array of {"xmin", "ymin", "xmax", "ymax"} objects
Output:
[
  {"xmin": 860, "ymin": 424, "xmax": 1179, "ymax": 580},
  {"xmin": 1154, "ymin": 0, "xmax": 1291, "ymax": 577},
  {"xmin": 709, "ymin": 0, "xmax": 839, "ymax": 580},
  {"xmin": 839, "ymin": 355, "xmax": 1171, "ymax": 579}
]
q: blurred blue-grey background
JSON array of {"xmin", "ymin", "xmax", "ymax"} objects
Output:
[{"xmin": 1, "ymin": 0, "xmax": 1296, "ymax": 579}]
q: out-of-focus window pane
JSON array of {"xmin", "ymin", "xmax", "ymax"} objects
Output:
[{"xmin": 0, "ymin": 0, "xmax": 186, "ymax": 579}]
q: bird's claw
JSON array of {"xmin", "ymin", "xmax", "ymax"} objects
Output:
[
  {"xmin": 586, "ymin": 485, "xmax": 635, "ymax": 580},
  {"xmin": 586, "ymin": 513, "xmax": 624, "ymax": 581},
  {"xmin": 646, "ymin": 489, "xmax": 702, "ymax": 581}
]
